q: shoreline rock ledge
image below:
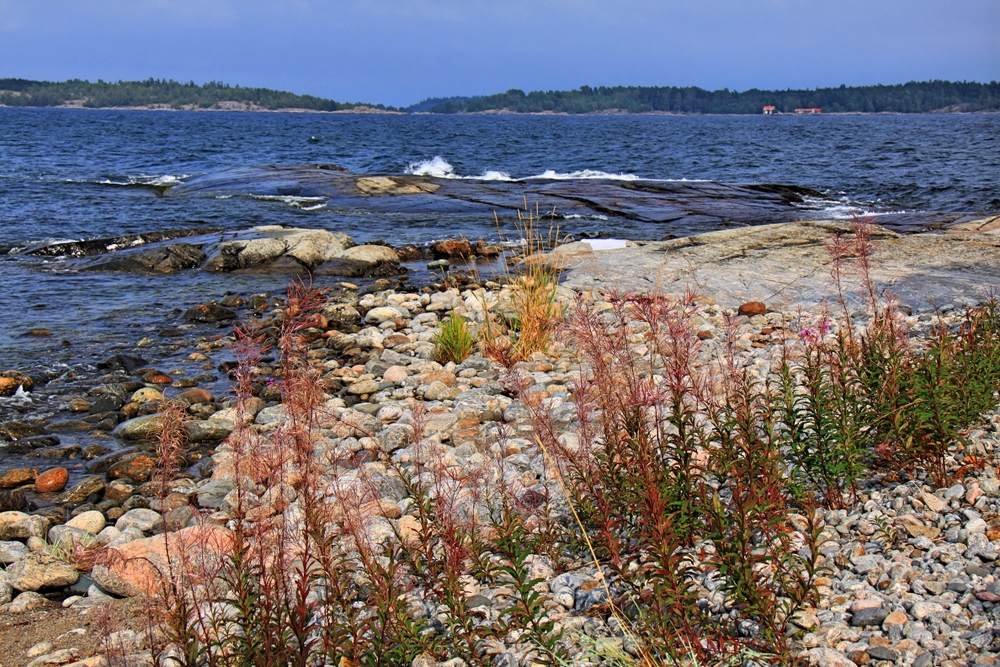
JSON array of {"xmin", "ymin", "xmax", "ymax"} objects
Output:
[
  {"xmin": 549, "ymin": 220, "xmax": 1000, "ymax": 312},
  {"xmin": 79, "ymin": 226, "xmax": 403, "ymax": 277}
]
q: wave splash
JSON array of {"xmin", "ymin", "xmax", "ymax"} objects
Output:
[
  {"xmin": 405, "ymin": 156, "xmax": 644, "ymax": 182},
  {"xmin": 87, "ymin": 174, "xmax": 186, "ymax": 188},
  {"xmin": 798, "ymin": 195, "xmax": 910, "ymax": 219}
]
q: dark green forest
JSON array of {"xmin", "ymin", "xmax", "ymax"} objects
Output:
[
  {"xmin": 425, "ymin": 81, "xmax": 1000, "ymax": 114},
  {"xmin": 0, "ymin": 78, "xmax": 387, "ymax": 111},
  {"xmin": 2, "ymin": 78, "xmax": 998, "ymax": 114}
]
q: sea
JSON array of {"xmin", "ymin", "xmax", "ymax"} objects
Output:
[{"xmin": 1, "ymin": 108, "xmax": 998, "ymax": 374}]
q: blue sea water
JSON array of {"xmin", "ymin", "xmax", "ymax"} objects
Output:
[{"xmin": 1, "ymin": 108, "xmax": 998, "ymax": 370}]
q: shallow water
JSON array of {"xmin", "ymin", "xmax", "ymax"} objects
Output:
[{"xmin": 1, "ymin": 109, "xmax": 998, "ymax": 372}]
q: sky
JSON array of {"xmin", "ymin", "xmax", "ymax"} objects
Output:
[{"xmin": 1, "ymin": 0, "xmax": 997, "ymax": 107}]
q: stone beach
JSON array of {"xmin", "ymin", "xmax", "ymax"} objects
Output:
[{"xmin": 2, "ymin": 219, "xmax": 1000, "ymax": 667}]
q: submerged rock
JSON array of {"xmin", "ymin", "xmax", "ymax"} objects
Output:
[{"xmin": 182, "ymin": 302, "xmax": 237, "ymax": 323}]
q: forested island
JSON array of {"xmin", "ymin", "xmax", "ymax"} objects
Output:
[
  {"xmin": 1, "ymin": 78, "xmax": 997, "ymax": 114},
  {"xmin": 424, "ymin": 80, "xmax": 1000, "ymax": 114},
  {"xmin": 0, "ymin": 78, "xmax": 387, "ymax": 111}
]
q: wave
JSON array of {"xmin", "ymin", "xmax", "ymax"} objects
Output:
[
  {"xmin": 562, "ymin": 213, "xmax": 609, "ymax": 221},
  {"xmin": 405, "ymin": 156, "xmax": 514, "ymax": 181},
  {"xmin": 64, "ymin": 174, "xmax": 186, "ymax": 189},
  {"xmin": 405, "ymin": 156, "xmax": 651, "ymax": 182},
  {"xmin": 406, "ymin": 156, "xmax": 457, "ymax": 178},
  {"xmin": 797, "ymin": 195, "xmax": 911, "ymax": 219},
  {"xmin": 819, "ymin": 205, "xmax": 912, "ymax": 219},
  {"xmin": 249, "ymin": 194, "xmax": 328, "ymax": 210},
  {"xmin": 526, "ymin": 169, "xmax": 639, "ymax": 181},
  {"xmin": 92, "ymin": 174, "xmax": 186, "ymax": 187}
]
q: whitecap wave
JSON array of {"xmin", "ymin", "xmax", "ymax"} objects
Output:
[
  {"xmin": 91, "ymin": 174, "xmax": 186, "ymax": 187},
  {"xmin": 562, "ymin": 213, "xmax": 609, "ymax": 221},
  {"xmin": 249, "ymin": 195, "xmax": 328, "ymax": 210},
  {"xmin": 406, "ymin": 156, "xmax": 456, "ymax": 178},
  {"xmin": 527, "ymin": 169, "xmax": 640, "ymax": 181},
  {"xmin": 798, "ymin": 196, "xmax": 910, "ymax": 219},
  {"xmin": 406, "ymin": 156, "xmax": 642, "ymax": 182},
  {"xmin": 819, "ymin": 206, "xmax": 911, "ymax": 219}
]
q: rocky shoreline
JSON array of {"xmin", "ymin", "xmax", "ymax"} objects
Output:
[{"xmin": 2, "ymin": 221, "xmax": 1000, "ymax": 667}]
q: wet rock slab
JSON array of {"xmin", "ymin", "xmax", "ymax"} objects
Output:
[{"xmin": 551, "ymin": 220, "xmax": 1000, "ymax": 312}]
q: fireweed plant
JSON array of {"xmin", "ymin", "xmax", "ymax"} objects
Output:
[{"xmin": 128, "ymin": 213, "xmax": 1000, "ymax": 666}]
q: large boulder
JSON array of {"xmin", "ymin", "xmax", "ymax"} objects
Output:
[
  {"xmin": 92, "ymin": 525, "xmax": 231, "ymax": 597},
  {"xmin": 315, "ymin": 245, "xmax": 402, "ymax": 277},
  {"xmin": 5, "ymin": 551, "xmax": 80, "ymax": 591},
  {"xmin": 204, "ymin": 226, "xmax": 354, "ymax": 272}
]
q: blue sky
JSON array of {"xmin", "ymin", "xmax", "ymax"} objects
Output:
[{"xmin": 1, "ymin": 0, "xmax": 997, "ymax": 107}]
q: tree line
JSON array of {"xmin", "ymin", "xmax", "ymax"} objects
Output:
[
  {"xmin": 3, "ymin": 78, "xmax": 998, "ymax": 114},
  {"xmin": 423, "ymin": 80, "xmax": 1000, "ymax": 114},
  {"xmin": 0, "ymin": 78, "xmax": 388, "ymax": 111}
]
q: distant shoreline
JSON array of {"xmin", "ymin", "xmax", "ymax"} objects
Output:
[{"xmin": 1, "ymin": 103, "xmax": 996, "ymax": 116}]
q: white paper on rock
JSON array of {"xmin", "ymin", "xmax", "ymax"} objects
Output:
[{"xmin": 581, "ymin": 239, "xmax": 627, "ymax": 250}]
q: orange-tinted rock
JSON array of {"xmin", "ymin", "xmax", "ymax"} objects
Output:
[
  {"xmin": 106, "ymin": 453, "xmax": 157, "ymax": 483},
  {"xmin": 176, "ymin": 388, "xmax": 214, "ymax": 405},
  {"xmin": 697, "ymin": 330, "xmax": 714, "ymax": 340},
  {"xmin": 737, "ymin": 301, "xmax": 767, "ymax": 317},
  {"xmin": 92, "ymin": 525, "xmax": 232, "ymax": 597},
  {"xmin": 0, "ymin": 468, "xmax": 37, "ymax": 488},
  {"xmin": 34, "ymin": 468, "xmax": 69, "ymax": 493},
  {"xmin": 144, "ymin": 372, "xmax": 174, "ymax": 385},
  {"xmin": 0, "ymin": 373, "xmax": 33, "ymax": 397},
  {"xmin": 432, "ymin": 239, "xmax": 473, "ymax": 258},
  {"xmin": 422, "ymin": 370, "xmax": 456, "ymax": 387}
]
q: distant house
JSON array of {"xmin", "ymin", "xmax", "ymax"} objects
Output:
[
  {"xmin": 794, "ymin": 107, "xmax": 822, "ymax": 114},
  {"xmin": 762, "ymin": 105, "xmax": 776, "ymax": 114}
]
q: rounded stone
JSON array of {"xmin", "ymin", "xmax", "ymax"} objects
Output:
[
  {"xmin": 130, "ymin": 387, "xmax": 163, "ymax": 403},
  {"xmin": 738, "ymin": 301, "xmax": 767, "ymax": 317},
  {"xmin": 184, "ymin": 419, "xmax": 233, "ymax": 442},
  {"xmin": 9, "ymin": 591, "xmax": 51, "ymax": 613},
  {"xmin": 347, "ymin": 379, "xmax": 380, "ymax": 396},
  {"xmin": 106, "ymin": 453, "xmax": 156, "ymax": 483},
  {"xmin": 65, "ymin": 510, "xmax": 106, "ymax": 535},
  {"xmin": 115, "ymin": 508, "xmax": 164, "ymax": 535},
  {"xmin": 364, "ymin": 306, "xmax": 403, "ymax": 325},
  {"xmin": 0, "ymin": 539, "xmax": 30, "ymax": 564},
  {"xmin": 34, "ymin": 468, "xmax": 69, "ymax": 493},
  {"xmin": 849, "ymin": 606, "xmax": 888, "ymax": 627},
  {"xmin": 112, "ymin": 414, "xmax": 164, "ymax": 441},
  {"xmin": 176, "ymin": 388, "xmax": 213, "ymax": 405},
  {"xmin": 382, "ymin": 365, "xmax": 408, "ymax": 383}
]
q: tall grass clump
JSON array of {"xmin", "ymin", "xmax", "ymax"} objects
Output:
[
  {"xmin": 434, "ymin": 312, "xmax": 474, "ymax": 363},
  {"xmin": 480, "ymin": 201, "xmax": 565, "ymax": 365}
]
